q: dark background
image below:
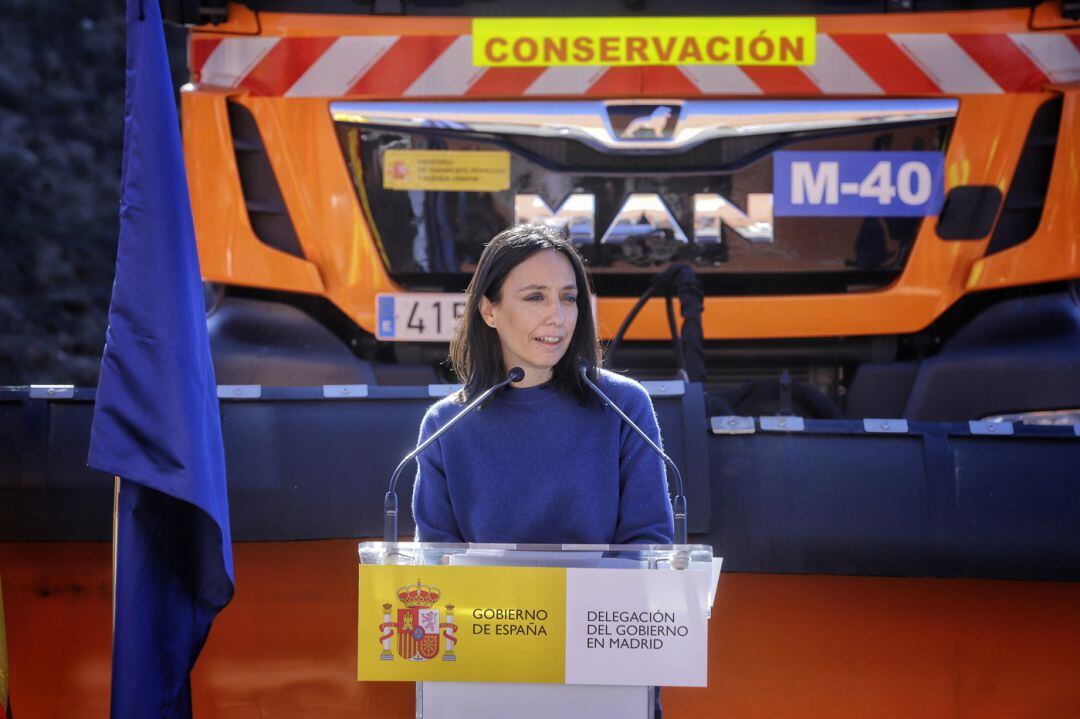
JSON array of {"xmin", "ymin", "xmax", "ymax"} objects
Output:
[{"xmin": 0, "ymin": 0, "xmax": 187, "ymax": 387}]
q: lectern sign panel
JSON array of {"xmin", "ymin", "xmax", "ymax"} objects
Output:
[
  {"xmin": 358, "ymin": 564, "xmax": 709, "ymax": 686},
  {"xmin": 566, "ymin": 568, "xmax": 709, "ymax": 686},
  {"xmin": 359, "ymin": 565, "xmax": 567, "ymax": 683}
]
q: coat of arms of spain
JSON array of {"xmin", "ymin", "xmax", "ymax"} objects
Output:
[{"xmin": 379, "ymin": 579, "xmax": 459, "ymax": 661}]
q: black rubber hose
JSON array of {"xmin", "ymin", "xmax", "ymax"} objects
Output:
[
  {"xmin": 604, "ymin": 274, "xmax": 666, "ymax": 369},
  {"xmin": 664, "ymin": 292, "xmax": 686, "ymax": 373},
  {"xmin": 669, "ymin": 264, "xmax": 706, "ymax": 384}
]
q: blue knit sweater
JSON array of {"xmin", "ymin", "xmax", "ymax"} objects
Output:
[{"xmin": 411, "ymin": 369, "xmax": 675, "ymax": 545}]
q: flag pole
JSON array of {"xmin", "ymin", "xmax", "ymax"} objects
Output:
[{"xmin": 112, "ymin": 475, "xmax": 119, "ymax": 635}]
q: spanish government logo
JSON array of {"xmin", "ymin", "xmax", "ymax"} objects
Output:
[{"xmin": 379, "ymin": 580, "xmax": 459, "ymax": 662}]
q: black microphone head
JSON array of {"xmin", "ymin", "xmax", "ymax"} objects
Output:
[{"xmin": 508, "ymin": 366, "xmax": 525, "ymax": 382}]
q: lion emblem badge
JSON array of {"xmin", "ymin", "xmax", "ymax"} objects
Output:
[{"xmin": 607, "ymin": 103, "xmax": 680, "ymax": 141}]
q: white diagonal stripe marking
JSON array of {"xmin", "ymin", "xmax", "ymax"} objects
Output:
[
  {"xmin": 802, "ymin": 34, "xmax": 883, "ymax": 95},
  {"xmin": 891, "ymin": 34, "xmax": 1002, "ymax": 94},
  {"xmin": 404, "ymin": 35, "xmax": 486, "ymax": 97},
  {"xmin": 525, "ymin": 66, "xmax": 608, "ymax": 95},
  {"xmin": 200, "ymin": 37, "xmax": 280, "ymax": 88},
  {"xmin": 677, "ymin": 65, "xmax": 762, "ymax": 94},
  {"xmin": 285, "ymin": 36, "xmax": 398, "ymax": 97},
  {"xmin": 1009, "ymin": 33, "xmax": 1080, "ymax": 84}
]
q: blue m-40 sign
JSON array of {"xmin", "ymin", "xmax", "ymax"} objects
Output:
[{"xmin": 773, "ymin": 151, "xmax": 945, "ymax": 217}]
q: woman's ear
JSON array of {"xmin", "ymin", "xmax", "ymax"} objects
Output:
[{"xmin": 478, "ymin": 297, "xmax": 497, "ymax": 328}]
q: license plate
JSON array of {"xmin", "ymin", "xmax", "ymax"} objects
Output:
[{"xmin": 376, "ymin": 293, "xmax": 467, "ymax": 342}]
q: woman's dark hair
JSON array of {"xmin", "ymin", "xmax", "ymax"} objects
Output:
[{"xmin": 450, "ymin": 223, "xmax": 600, "ymax": 402}]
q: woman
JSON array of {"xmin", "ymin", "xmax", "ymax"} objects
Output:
[{"xmin": 412, "ymin": 223, "xmax": 674, "ymax": 545}]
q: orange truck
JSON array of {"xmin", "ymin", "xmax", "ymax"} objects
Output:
[
  {"xmin": 3, "ymin": 1, "xmax": 1080, "ymax": 716},
  {"xmin": 182, "ymin": 1, "xmax": 1080, "ymax": 424}
]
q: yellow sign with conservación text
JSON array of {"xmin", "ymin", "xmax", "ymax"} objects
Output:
[
  {"xmin": 382, "ymin": 150, "xmax": 510, "ymax": 192},
  {"xmin": 473, "ymin": 17, "xmax": 815, "ymax": 67}
]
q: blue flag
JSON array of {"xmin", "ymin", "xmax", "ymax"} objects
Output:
[{"xmin": 88, "ymin": 1, "xmax": 233, "ymax": 716}]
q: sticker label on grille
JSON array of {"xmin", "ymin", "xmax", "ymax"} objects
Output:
[{"xmin": 383, "ymin": 150, "xmax": 510, "ymax": 192}]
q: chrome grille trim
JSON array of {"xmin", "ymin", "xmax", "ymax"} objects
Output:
[{"xmin": 330, "ymin": 99, "xmax": 959, "ymax": 153}]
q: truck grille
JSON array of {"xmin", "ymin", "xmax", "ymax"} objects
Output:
[{"xmin": 332, "ymin": 99, "xmax": 955, "ymax": 296}]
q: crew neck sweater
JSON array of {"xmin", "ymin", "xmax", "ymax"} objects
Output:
[{"xmin": 411, "ymin": 368, "xmax": 674, "ymax": 545}]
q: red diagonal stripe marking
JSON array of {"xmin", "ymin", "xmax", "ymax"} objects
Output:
[
  {"xmin": 740, "ymin": 67, "xmax": 821, "ymax": 95},
  {"xmin": 951, "ymin": 34, "xmax": 1049, "ymax": 92},
  {"xmin": 832, "ymin": 34, "xmax": 940, "ymax": 94},
  {"xmin": 189, "ymin": 37, "xmax": 222, "ymax": 83},
  {"xmin": 347, "ymin": 35, "xmax": 458, "ymax": 97},
  {"xmin": 585, "ymin": 67, "xmax": 642, "ymax": 97},
  {"xmin": 237, "ymin": 36, "xmax": 337, "ymax": 96},
  {"xmin": 1070, "ymin": 34, "xmax": 1080, "ymax": 53},
  {"xmin": 465, "ymin": 67, "xmax": 547, "ymax": 97},
  {"xmin": 643, "ymin": 67, "xmax": 703, "ymax": 96}
]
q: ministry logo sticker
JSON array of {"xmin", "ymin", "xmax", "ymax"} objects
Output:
[{"xmin": 379, "ymin": 579, "xmax": 460, "ymax": 662}]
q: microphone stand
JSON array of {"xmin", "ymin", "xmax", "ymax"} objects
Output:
[
  {"xmin": 579, "ymin": 364, "xmax": 689, "ymax": 546},
  {"xmin": 383, "ymin": 367, "xmax": 525, "ymax": 544}
]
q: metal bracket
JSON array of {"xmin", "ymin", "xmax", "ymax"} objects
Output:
[
  {"xmin": 217, "ymin": 385, "xmax": 262, "ymax": 400},
  {"xmin": 29, "ymin": 385, "xmax": 75, "ymax": 399},
  {"xmin": 969, "ymin": 420, "xmax": 1014, "ymax": 436},
  {"xmin": 428, "ymin": 384, "xmax": 463, "ymax": 398},
  {"xmin": 863, "ymin": 418, "xmax": 909, "ymax": 434},
  {"xmin": 710, "ymin": 416, "xmax": 755, "ymax": 435},
  {"xmin": 322, "ymin": 384, "xmax": 369, "ymax": 399},
  {"xmin": 642, "ymin": 380, "xmax": 685, "ymax": 397},
  {"xmin": 760, "ymin": 416, "xmax": 805, "ymax": 432}
]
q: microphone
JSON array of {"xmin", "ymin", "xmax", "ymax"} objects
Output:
[
  {"xmin": 383, "ymin": 366, "xmax": 525, "ymax": 543},
  {"xmin": 577, "ymin": 361, "xmax": 688, "ymax": 546}
]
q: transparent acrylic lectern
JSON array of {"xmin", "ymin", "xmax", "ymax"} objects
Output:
[{"xmin": 358, "ymin": 542, "xmax": 720, "ymax": 719}]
